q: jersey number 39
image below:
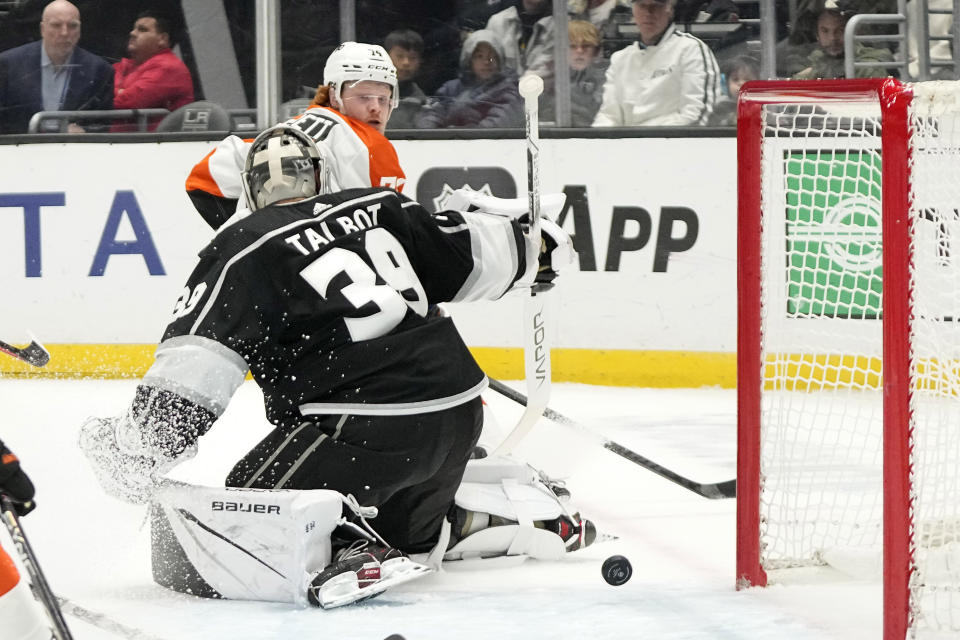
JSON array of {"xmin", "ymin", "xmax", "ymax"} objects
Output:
[{"xmin": 299, "ymin": 228, "xmax": 428, "ymax": 342}]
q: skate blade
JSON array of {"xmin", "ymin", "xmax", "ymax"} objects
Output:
[{"xmin": 317, "ymin": 558, "xmax": 432, "ymax": 609}]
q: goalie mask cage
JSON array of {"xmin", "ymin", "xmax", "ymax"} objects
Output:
[{"xmin": 737, "ymin": 77, "xmax": 960, "ymax": 640}]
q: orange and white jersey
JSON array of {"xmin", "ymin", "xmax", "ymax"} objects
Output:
[
  {"xmin": 0, "ymin": 546, "xmax": 50, "ymax": 640},
  {"xmin": 185, "ymin": 106, "xmax": 406, "ymax": 230}
]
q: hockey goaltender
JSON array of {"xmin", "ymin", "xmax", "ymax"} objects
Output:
[{"xmin": 80, "ymin": 123, "xmax": 601, "ymax": 608}]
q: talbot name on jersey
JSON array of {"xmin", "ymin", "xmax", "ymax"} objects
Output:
[
  {"xmin": 284, "ymin": 202, "xmax": 382, "ymax": 256},
  {"xmin": 211, "ymin": 501, "xmax": 281, "ymax": 514}
]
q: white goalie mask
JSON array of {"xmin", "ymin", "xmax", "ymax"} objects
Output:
[
  {"xmin": 241, "ymin": 125, "xmax": 331, "ymax": 211},
  {"xmin": 324, "ymin": 41, "xmax": 399, "ymax": 109}
]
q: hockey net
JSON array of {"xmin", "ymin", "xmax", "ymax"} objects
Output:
[{"xmin": 737, "ymin": 78, "xmax": 960, "ymax": 639}]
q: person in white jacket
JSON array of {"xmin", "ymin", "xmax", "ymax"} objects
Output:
[{"xmin": 593, "ymin": 0, "xmax": 721, "ymax": 126}]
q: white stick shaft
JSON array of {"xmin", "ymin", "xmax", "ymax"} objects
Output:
[{"xmin": 493, "ymin": 76, "xmax": 549, "ymax": 455}]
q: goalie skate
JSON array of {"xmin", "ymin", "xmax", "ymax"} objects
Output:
[{"xmin": 307, "ymin": 541, "xmax": 432, "ymax": 609}]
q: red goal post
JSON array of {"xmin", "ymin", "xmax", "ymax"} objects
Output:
[{"xmin": 736, "ymin": 78, "xmax": 960, "ymax": 640}]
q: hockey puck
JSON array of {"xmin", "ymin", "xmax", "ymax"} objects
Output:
[
  {"xmin": 383, "ymin": 635, "xmax": 406, "ymax": 640},
  {"xmin": 601, "ymin": 555, "xmax": 632, "ymax": 586}
]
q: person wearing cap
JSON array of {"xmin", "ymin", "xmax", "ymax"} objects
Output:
[
  {"xmin": 184, "ymin": 42, "xmax": 406, "ymax": 231},
  {"xmin": 792, "ymin": 4, "xmax": 894, "ymax": 79},
  {"xmin": 592, "ymin": 0, "xmax": 721, "ymax": 126}
]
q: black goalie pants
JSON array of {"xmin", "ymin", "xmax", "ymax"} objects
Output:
[{"xmin": 225, "ymin": 397, "xmax": 484, "ymax": 554}]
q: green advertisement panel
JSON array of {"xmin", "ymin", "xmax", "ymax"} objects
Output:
[{"xmin": 783, "ymin": 149, "xmax": 883, "ymax": 319}]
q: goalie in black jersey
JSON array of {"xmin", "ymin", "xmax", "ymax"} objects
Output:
[{"xmin": 80, "ymin": 124, "xmax": 578, "ymax": 606}]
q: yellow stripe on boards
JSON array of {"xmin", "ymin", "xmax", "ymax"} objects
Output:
[
  {"xmin": 0, "ymin": 344, "xmax": 739, "ymax": 388},
  {"xmin": 0, "ymin": 344, "xmax": 155, "ymax": 378}
]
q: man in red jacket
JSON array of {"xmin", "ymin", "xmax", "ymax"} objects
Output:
[{"xmin": 113, "ymin": 10, "xmax": 194, "ymax": 130}]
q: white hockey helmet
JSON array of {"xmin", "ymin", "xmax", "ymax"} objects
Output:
[
  {"xmin": 241, "ymin": 125, "xmax": 331, "ymax": 211},
  {"xmin": 324, "ymin": 41, "xmax": 399, "ymax": 109}
]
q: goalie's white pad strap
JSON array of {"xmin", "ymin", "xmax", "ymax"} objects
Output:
[
  {"xmin": 460, "ymin": 455, "xmax": 538, "ymax": 485},
  {"xmin": 444, "ymin": 524, "xmax": 566, "ymax": 562},
  {"xmin": 449, "ymin": 455, "xmax": 568, "ymax": 561},
  {"xmin": 456, "ymin": 456, "xmax": 564, "ymax": 522},
  {"xmin": 454, "ymin": 481, "xmax": 563, "ymax": 523},
  {"xmin": 151, "ymin": 482, "xmax": 343, "ymax": 604},
  {"xmin": 445, "ymin": 189, "xmax": 567, "ymax": 221}
]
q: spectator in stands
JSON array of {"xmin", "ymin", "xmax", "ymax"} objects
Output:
[
  {"xmin": 485, "ymin": 0, "xmax": 555, "ymax": 79},
  {"xmin": 776, "ymin": 0, "xmax": 895, "ymax": 77},
  {"xmin": 0, "ymin": 0, "xmax": 112, "ymax": 134},
  {"xmin": 385, "ymin": 29, "xmax": 427, "ymax": 130},
  {"xmin": 541, "ymin": 20, "xmax": 609, "ymax": 126},
  {"xmin": 112, "ymin": 10, "xmax": 194, "ymax": 130},
  {"xmin": 415, "ymin": 29, "xmax": 523, "ymax": 129},
  {"xmin": 792, "ymin": 5, "xmax": 894, "ymax": 79},
  {"xmin": 707, "ymin": 54, "xmax": 759, "ymax": 125},
  {"xmin": 567, "ymin": 0, "xmax": 633, "ymax": 57},
  {"xmin": 593, "ymin": 0, "xmax": 721, "ymax": 126}
]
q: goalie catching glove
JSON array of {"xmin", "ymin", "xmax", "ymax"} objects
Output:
[
  {"xmin": 79, "ymin": 385, "xmax": 213, "ymax": 504},
  {"xmin": 444, "ymin": 189, "xmax": 575, "ymax": 292}
]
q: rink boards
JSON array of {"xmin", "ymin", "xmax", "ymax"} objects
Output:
[{"xmin": 0, "ymin": 136, "xmax": 737, "ymax": 386}]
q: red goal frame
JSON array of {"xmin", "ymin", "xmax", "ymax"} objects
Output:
[{"xmin": 735, "ymin": 78, "xmax": 912, "ymax": 640}]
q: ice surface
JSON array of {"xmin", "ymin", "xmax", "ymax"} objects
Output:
[{"xmin": 0, "ymin": 379, "xmax": 879, "ymax": 640}]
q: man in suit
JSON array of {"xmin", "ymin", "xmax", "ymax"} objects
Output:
[{"xmin": 0, "ymin": 0, "xmax": 113, "ymax": 134}]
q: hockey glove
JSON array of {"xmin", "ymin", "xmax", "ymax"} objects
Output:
[
  {"xmin": 79, "ymin": 414, "xmax": 195, "ymax": 504},
  {"xmin": 0, "ymin": 439, "xmax": 35, "ymax": 516},
  {"xmin": 532, "ymin": 218, "xmax": 575, "ymax": 292},
  {"xmin": 443, "ymin": 189, "xmax": 566, "ymax": 221}
]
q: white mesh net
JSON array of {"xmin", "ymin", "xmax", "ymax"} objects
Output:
[
  {"xmin": 759, "ymin": 100, "xmax": 885, "ymax": 569},
  {"xmin": 754, "ymin": 81, "xmax": 960, "ymax": 636},
  {"xmin": 905, "ymin": 81, "xmax": 960, "ymax": 634}
]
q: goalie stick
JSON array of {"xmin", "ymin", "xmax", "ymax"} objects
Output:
[
  {"xmin": 493, "ymin": 73, "xmax": 550, "ymax": 455},
  {"xmin": 0, "ymin": 338, "xmax": 50, "ymax": 367},
  {"xmin": 487, "ymin": 379, "xmax": 737, "ymax": 500},
  {"xmin": 0, "ymin": 494, "xmax": 74, "ymax": 640}
]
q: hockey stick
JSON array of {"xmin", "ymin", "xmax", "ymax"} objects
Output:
[
  {"xmin": 487, "ymin": 379, "xmax": 737, "ymax": 499},
  {"xmin": 57, "ymin": 596, "xmax": 168, "ymax": 640},
  {"xmin": 493, "ymin": 74, "xmax": 550, "ymax": 456},
  {"xmin": 0, "ymin": 494, "xmax": 75, "ymax": 640},
  {"xmin": 0, "ymin": 337, "xmax": 50, "ymax": 367}
]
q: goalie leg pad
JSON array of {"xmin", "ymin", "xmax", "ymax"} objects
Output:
[
  {"xmin": 445, "ymin": 455, "xmax": 587, "ymax": 562},
  {"xmin": 150, "ymin": 482, "xmax": 343, "ymax": 604}
]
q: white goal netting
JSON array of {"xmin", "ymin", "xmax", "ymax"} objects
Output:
[{"xmin": 752, "ymin": 81, "xmax": 960, "ymax": 636}]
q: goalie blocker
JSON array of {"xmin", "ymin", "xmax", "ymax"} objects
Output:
[{"xmin": 150, "ymin": 457, "xmax": 597, "ymax": 606}]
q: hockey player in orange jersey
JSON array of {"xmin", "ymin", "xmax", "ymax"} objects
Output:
[
  {"xmin": 185, "ymin": 42, "xmax": 407, "ymax": 230},
  {"xmin": 0, "ymin": 440, "xmax": 51, "ymax": 640}
]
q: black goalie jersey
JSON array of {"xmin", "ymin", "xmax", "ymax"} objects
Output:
[{"xmin": 142, "ymin": 187, "xmax": 535, "ymax": 431}]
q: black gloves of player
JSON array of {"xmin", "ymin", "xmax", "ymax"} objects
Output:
[
  {"xmin": 0, "ymin": 439, "xmax": 36, "ymax": 516},
  {"xmin": 532, "ymin": 218, "xmax": 574, "ymax": 293}
]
